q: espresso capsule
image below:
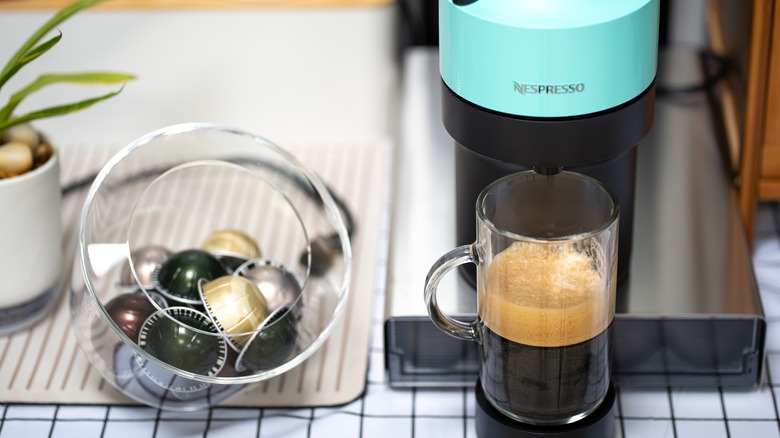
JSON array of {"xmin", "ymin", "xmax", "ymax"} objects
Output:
[
  {"xmin": 201, "ymin": 229, "xmax": 262, "ymax": 259},
  {"xmin": 214, "ymin": 254, "xmax": 250, "ymax": 274},
  {"xmin": 235, "ymin": 305, "xmax": 298, "ymax": 373},
  {"xmin": 152, "ymin": 249, "xmax": 227, "ymax": 305},
  {"xmin": 120, "ymin": 245, "xmax": 173, "ymax": 289},
  {"xmin": 104, "ymin": 291, "xmax": 168, "ymax": 342},
  {"xmin": 200, "ymin": 275, "xmax": 269, "ymax": 350},
  {"xmin": 138, "ymin": 306, "xmax": 227, "ymax": 377},
  {"xmin": 234, "ymin": 259, "xmax": 303, "ymax": 313},
  {"xmin": 217, "ymin": 347, "xmax": 241, "ymax": 378}
]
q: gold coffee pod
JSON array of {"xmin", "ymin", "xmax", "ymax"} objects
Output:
[
  {"xmin": 199, "ymin": 275, "xmax": 269, "ymax": 350},
  {"xmin": 201, "ymin": 229, "xmax": 262, "ymax": 259}
]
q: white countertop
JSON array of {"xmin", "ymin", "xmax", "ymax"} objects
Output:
[{"xmin": 0, "ymin": 5, "xmax": 399, "ymax": 147}]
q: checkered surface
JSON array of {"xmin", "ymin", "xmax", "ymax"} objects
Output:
[{"xmin": 1, "ymin": 202, "xmax": 779, "ymax": 437}]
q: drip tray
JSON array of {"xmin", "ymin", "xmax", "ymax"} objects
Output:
[
  {"xmin": 386, "ymin": 314, "xmax": 764, "ymax": 388},
  {"xmin": 385, "ymin": 48, "xmax": 765, "ymax": 389}
]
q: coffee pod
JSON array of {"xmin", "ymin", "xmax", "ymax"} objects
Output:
[
  {"xmin": 214, "ymin": 254, "xmax": 250, "ymax": 274},
  {"xmin": 104, "ymin": 291, "xmax": 168, "ymax": 342},
  {"xmin": 234, "ymin": 259, "xmax": 303, "ymax": 314},
  {"xmin": 114, "ymin": 341, "xmax": 244, "ymax": 408},
  {"xmin": 217, "ymin": 347, "xmax": 241, "ymax": 378},
  {"xmin": 113, "ymin": 342, "xmax": 144, "ymax": 389},
  {"xmin": 201, "ymin": 229, "xmax": 262, "ymax": 259},
  {"xmin": 137, "ymin": 306, "xmax": 227, "ymax": 378},
  {"xmin": 152, "ymin": 249, "xmax": 227, "ymax": 305},
  {"xmin": 301, "ymin": 236, "xmax": 338, "ymax": 277},
  {"xmin": 235, "ymin": 305, "xmax": 298, "ymax": 373},
  {"xmin": 120, "ymin": 246, "xmax": 173, "ymax": 289},
  {"xmin": 199, "ymin": 275, "xmax": 269, "ymax": 350}
]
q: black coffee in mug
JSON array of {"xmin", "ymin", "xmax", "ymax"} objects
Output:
[
  {"xmin": 424, "ymin": 170, "xmax": 619, "ymax": 426},
  {"xmin": 477, "ymin": 241, "xmax": 614, "ymax": 424}
]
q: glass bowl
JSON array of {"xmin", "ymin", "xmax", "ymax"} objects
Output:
[{"xmin": 69, "ymin": 123, "xmax": 351, "ymax": 410}]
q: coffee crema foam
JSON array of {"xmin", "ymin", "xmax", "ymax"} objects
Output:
[{"xmin": 478, "ymin": 241, "xmax": 613, "ymax": 347}]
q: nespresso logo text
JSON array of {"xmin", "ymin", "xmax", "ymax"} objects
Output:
[{"xmin": 513, "ymin": 81, "xmax": 585, "ymax": 95}]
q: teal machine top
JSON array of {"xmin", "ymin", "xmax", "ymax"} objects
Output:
[{"xmin": 440, "ymin": 0, "xmax": 660, "ymax": 118}]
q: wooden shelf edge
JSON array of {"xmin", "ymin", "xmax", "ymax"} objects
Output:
[{"xmin": 0, "ymin": 0, "xmax": 395, "ymax": 10}]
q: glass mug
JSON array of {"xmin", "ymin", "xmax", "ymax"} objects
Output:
[{"xmin": 424, "ymin": 170, "xmax": 619, "ymax": 425}]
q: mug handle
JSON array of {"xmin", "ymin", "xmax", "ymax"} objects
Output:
[{"xmin": 424, "ymin": 244, "xmax": 480, "ymax": 342}]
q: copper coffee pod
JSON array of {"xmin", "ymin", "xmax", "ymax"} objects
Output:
[
  {"xmin": 152, "ymin": 249, "xmax": 227, "ymax": 305},
  {"xmin": 217, "ymin": 347, "xmax": 241, "ymax": 378},
  {"xmin": 199, "ymin": 275, "xmax": 269, "ymax": 350},
  {"xmin": 104, "ymin": 291, "xmax": 167, "ymax": 342},
  {"xmin": 235, "ymin": 305, "xmax": 298, "ymax": 373},
  {"xmin": 214, "ymin": 254, "xmax": 250, "ymax": 274}
]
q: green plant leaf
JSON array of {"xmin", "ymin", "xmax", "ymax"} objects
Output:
[
  {"xmin": 0, "ymin": 33, "xmax": 62, "ymax": 90},
  {"xmin": 0, "ymin": 0, "xmax": 134, "ymax": 138},
  {"xmin": 0, "ymin": 0, "xmax": 106, "ymax": 90},
  {"xmin": 0, "ymin": 86, "xmax": 125, "ymax": 133},
  {"xmin": 0, "ymin": 72, "xmax": 135, "ymax": 122},
  {"xmin": 0, "ymin": 0, "xmax": 106, "ymax": 74}
]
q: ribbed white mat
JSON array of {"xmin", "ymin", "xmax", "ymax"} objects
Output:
[{"xmin": 0, "ymin": 139, "xmax": 389, "ymax": 408}]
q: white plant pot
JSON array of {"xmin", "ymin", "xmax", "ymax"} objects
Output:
[{"xmin": 0, "ymin": 148, "xmax": 62, "ymax": 335}]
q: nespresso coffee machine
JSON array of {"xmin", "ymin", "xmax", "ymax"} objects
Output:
[
  {"xmin": 439, "ymin": 0, "xmax": 659, "ymax": 436},
  {"xmin": 386, "ymin": 0, "xmax": 764, "ymax": 405},
  {"xmin": 442, "ymin": 0, "xmax": 659, "ymax": 298}
]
